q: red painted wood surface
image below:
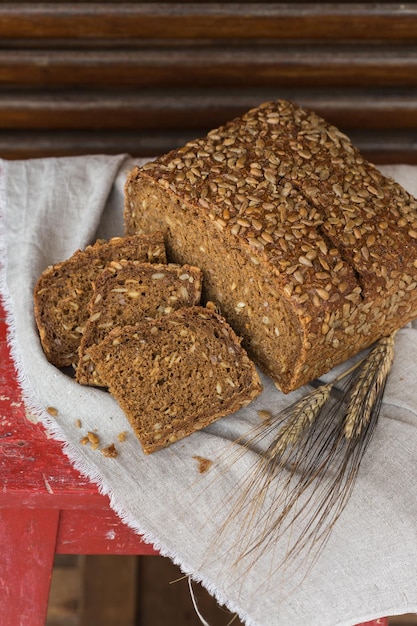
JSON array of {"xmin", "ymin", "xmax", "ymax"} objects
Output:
[
  {"xmin": 56, "ymin": 508, "xmax": 156, "ymax": 555},
  {"xmin": 0, "ymin": 313, "xmax": 96, "ymax": 506},
  {"xmin": 0, "ymin": 508, "xmax": 59, "ymax": 626},
  {"xmin": 0, "ymin": 301, "xmax": 388, "ymax": 626}
]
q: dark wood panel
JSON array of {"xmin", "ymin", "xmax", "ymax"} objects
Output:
[
  {"xmin": 79, "ymin": 555, "xmax": 137, "ymax": 626},
  {"xmin": 1, "ymin": 3, "xmax": 417, "ymax": 41},
  {"xmin": 1, "ymin": 2, "xmax": 416, "ymax": 165},
  {"xmin": 45, "ymin": 554, "xmax": 417, "ymax": 626},
  {"xmin": 0, "ymin": 129, "xmax": 415, "ymax": 164},
  {"xmin": 0, "ymin": 91, "xmax": 416, "ymax": 131},
  {"xmin": 1, "ymin": 46, "xmax": 417, "ymax": 89},
  {"xmin": 0, "ymin": 129, "xmax": 193, "ymax": 160},
  {"xmin": 137, "ymin": 555, "xmax": 243, "ymax": 626}
]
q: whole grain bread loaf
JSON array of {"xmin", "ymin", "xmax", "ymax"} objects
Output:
[
  {"xmin": 89, "ymin": 306, "xmax": 263, "ymax": 454},
  {"xmin": 76, "ymin": 260, "xmax": 202, "ymax": 386},
  {"xmin": 34, "ymin": 233, "xmax": 166, "ymax": 367},
  {"xmin": 124, "ymin": 99, "xmax": 417, "ymax": 393}
]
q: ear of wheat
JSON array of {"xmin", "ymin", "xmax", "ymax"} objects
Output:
[{"xmin": 217, "ymin": 332, "xmax": 396, "ymax": 575}]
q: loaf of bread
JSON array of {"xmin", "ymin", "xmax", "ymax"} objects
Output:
[
  {"xmin": 88, "ymin": 307, "xmax": 263, "ymax": 454},
  {"xmin": 124, "ymin": 99, "xmax": 417, "ymax": 393},
  {"xmin": 76, "ymin": 260, "xmax": 202, "ymax": 386},
  {"xmin": 34, "ymin": 233, "xmax": 166, "ymax": 367}
]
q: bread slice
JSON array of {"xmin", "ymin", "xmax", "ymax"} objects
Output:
[
  {"xmin": 89, "ymin": 307, "xmax": 263, "ymax": 454},
  {"xmin": 124, "ymin": 99, "xmax": 417, "ymax": 392},
  {"xmin": 76, "ymin": 261, "xmax": 202, "ymax": 387},
  {"xmin": 34, "ymin": 233, "xmax": 166, "ymax": 367}
]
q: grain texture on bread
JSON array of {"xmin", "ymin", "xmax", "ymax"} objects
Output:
[
  {"xmin": 89, "ymin": 307, "xmax": 263, "ymax": 454},
  {"xmin": 34, "ymin": 233, "xmax": 166, "ymax": 367},
  {"xmin": 76, "ymin": 260, "xmax": 202, "ymax": 386},
  {"xmin": 124, "ymin": 99, "xmax": 417, "ymax": 392}
]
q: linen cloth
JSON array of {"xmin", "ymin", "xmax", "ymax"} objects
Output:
[{"xmin": 1, "ymin": 154, "xmax": 417, "ymax": 626}]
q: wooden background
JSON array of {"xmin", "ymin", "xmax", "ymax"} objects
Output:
[{"xmin": 1, "ymin": 1, "xmax": 417, "ymax": 164}]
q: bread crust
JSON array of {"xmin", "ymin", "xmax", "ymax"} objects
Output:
[{"xmin": 124, "ymin": 100, "xmax": 417, "ymax": 392}]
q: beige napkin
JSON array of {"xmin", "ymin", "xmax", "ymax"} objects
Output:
[{"xmin": 1, "ymin": 154, "xmax": 417, "ymax": 626}]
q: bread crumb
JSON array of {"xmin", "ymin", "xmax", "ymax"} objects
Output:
[
  {"xmin": 205, "ymin": 300, "xmax": 221, "ymax": 314},
  {"xmin": 193, "ymin": 455, "xmax": 213, "ymax": 474},
  {"xmin": 47, "ymin": 406, "xmax": 58, "ymax": 416},
  {"xmin": 75, "ymin": 418, "xmax": 82, "ymax": 428},
  {"xmin": 117, "ymin": 431, "xmax": 127, "ymax": 442},
  {"xmin": 101, "ymin": 443, "xmax": 118, "ymax": 458},
  {"xmin": 80, "ymin": 431, "xmax": 100, "ymax": 450},
  {"xmin": 257, "ymin": 409, "xmax": 272, "ymax": 420},
  {"xmin": 87, "ymin": 431, "xmax": 100, "ymax": 445}
]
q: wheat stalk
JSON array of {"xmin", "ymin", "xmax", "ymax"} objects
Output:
[
  {"xmin": 344, "ymin": 332, "xmax": 396, "ymax": 438},
  {"xmin": 267, "ymin": 382, "xmax": 333, "ymax": 458},
  {"xmin": 215, "ymin": 332, "xmax": 397, "ymax": 576}
]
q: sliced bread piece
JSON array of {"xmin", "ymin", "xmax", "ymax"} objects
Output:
[
  {"xmin": 76, "ymin": 261, "xmax": 202, "ymax": 387},
  {"xmin": 89, "ymin": 306, "xmax": 263, "ymax": 454},
  {"xmin": 34, "ymin": 233, "xmax": 166, "ymax": 367}
]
